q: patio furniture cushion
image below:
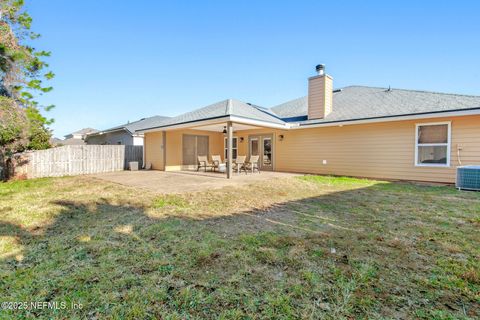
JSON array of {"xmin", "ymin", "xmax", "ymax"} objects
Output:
[
  {"xmin": 211, "ymin": 155, "xmax": 224, "ymax": 172},
  {"xmin": 217, "ymin": 163, "xmax": 227, "ymax": 173},
  {"xmin": 197, "ymin": 155, "xmax": 214, "ymax": 172}
]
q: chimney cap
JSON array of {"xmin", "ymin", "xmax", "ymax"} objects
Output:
[{"xmin": 315, "ymin": 64, "xmax": 325, "ymax": 75}]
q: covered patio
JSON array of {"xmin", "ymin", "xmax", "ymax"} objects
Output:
[
  {"xmin": 177, "ymin": 120, "xmax": 276, "ymax": 178},
  {"xmin": 139, "ymin": 99, "xmax": 290, "ymax": 179},
  {"xmin": 92, "ymin": 170, "xmax": 300, "ymax": 193}
]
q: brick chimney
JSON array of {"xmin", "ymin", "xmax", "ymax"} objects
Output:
[{"xmin": 308, "ymin": 64, "xmax": 333, "ymax": 120}]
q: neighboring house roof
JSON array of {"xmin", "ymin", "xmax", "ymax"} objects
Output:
[
  {"xmin": 64, "ymin": 128, "xmax": 98, "ymax": 138},
  {"xmin": 271, "ymin": 86, "xmax": 480, "ymax": 125},
  {"xmin": 50, "ymin": 137, "xmax": 63, "ymax": 146},
  {"xmin": 89, "ymin": 115, "xmax": 171, "ymax": 137},
  {"xmin": 137, "ymin": 86, "xmax": 480, "ymax": 132},
  {"xmin": 72, "ymin": 127, "xmax": 99, "ymax": 135},
  {"xmin": 57, "ymin": 138, "xmax": 86, "ymax": 145},
  {"xmin": 138, "ymin": 99, "xmax": 285, "ymax": 131}
]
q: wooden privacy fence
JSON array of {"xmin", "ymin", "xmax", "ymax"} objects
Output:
[{"xmin": 20, "ymin": 145, "xmax": 143, "ymax": 179}]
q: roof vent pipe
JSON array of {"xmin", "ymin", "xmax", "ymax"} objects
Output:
[{"xmin": 315, "ymin": 64, "xmax": 325, "ymax": 76}]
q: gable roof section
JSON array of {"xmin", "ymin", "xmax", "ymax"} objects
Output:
[
  {"xmin": 138, "ymin": 99, "xmax": 286, "ymax": 131},
  {"xmin": 71, "ymin": 127, "xmax": 98, "ymax": 135},
  {"xmin": 65, "ymin": 127, "xmax": 98, "ymax": 138},
  {"xmin": 123, "ymin": 115, "xmax": 171, "ymax": 133},
  {"xmin": 92, "ymin": 115, "xmax": 171, "ymax": 136},
  {"xmin": 271, "ymin": 86, "xmax": 480, "ymax": 125}
]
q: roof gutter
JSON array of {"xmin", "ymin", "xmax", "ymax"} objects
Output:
[
  {"xmin": 137, "ymin": 115, "xmax": 231, "ymax": 133},
  {"xmin": 136, "ymin": 115, "xmax": 289, "ymax": 133},
  {"xmin": 290, "ymin": 108, "xmax": 480, "ymax": 129},
  {"xmin": 136, "ymin": 107, "xmax": 480, "ymax": 133},
  {"xmin": 229, "ymin": 116, "xmax": 289, "ymax": 129}
]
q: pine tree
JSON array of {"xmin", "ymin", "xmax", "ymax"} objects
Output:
[{"xmin": 0, "ymin": 0, "xmax": 55, "ymax": 177}]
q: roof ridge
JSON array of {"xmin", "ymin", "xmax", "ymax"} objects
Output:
[{"xmin": 342, "ymin": 85, "xmax": 480, "ymax": 98}]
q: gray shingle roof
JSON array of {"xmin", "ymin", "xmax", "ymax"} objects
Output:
[
  {"xmin": 138, "ymin": 99, "xmax": 285, "ymax": 131},
  {"xmin": 271, "ymin": 86, "xmax": 480, "ymax": 125},
  {"xmin": 65, "ymin": 127, "xmax": 98, "ymax": 139},
  {"xmin": 97, "ymin": 115, "xmax": 171, "ymax": 135},
  {"xmin": 137, "ymin": 86, "xmax": 480, "ymax": 132},
  {"xmin": 70, "ymin": 127, "xmax": 98, "ymax": 135}
]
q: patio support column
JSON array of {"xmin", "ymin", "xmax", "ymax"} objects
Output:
[
  {"xmin": 162, "ymin": 130, "xmax": 166, "ymax": 171},
  {"xmin": 226, "ymin": 121, "xmax": 233, "ymax": 179}
]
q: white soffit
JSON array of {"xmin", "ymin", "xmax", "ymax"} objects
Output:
[{"xmin": 190, "ymin": 123, "xmax": 260, "ymax": 132}]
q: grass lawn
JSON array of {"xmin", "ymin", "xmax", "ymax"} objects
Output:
[{"xmin": 0, "ymin": 175, "xmax": 479, "ymax": 319}]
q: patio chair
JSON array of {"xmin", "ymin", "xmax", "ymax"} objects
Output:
[
  {"xmin": 246, "ymin": 155, "xmax": 260, "ymax": 173},
  {"xmin": 197, "ymin": 155, "xmax": 214, "ymax": 172},
  {"xmin": 233, "ymin": 155, "xmax": 247, "ymax": 174},
  {"xmin": 211, "ymin": 155, "xmax": 224, "ymax": 172}
]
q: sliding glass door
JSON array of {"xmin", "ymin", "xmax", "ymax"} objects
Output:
[{"xmin": 182, "ymin": 134, "xmax": 209, "ymax": 166}]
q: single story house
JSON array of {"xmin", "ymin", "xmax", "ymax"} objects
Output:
[
  {"xmin": 53, "ymin": 128, "xmax": 98, "ymax": 146},
  {"xmin": 86, "ymin": 115, "xmax": 169, "ymax": 146},
  {"xmin": 137, "ymin": 65, "xmax": 480, "ymax": 183}
]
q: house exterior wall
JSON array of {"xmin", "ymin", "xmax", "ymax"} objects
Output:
[
  {"xmin": 132, "ymin": 136, "xmax": 144, "ymax": 146},
  {"xmin": 170, "ymin": 129, "xmax": 223, "ymax": 171},
  {"xmin": 86, "ymin": 130, "xmax": 135, "ymax": 145},
  {"xmin": 144, "ymin": 131, "xmax": 164, "ymax": 170},
  {"xmin": 143, "ymin": 114, "xmax": 480, "ymax": 183},
  {"xmin": 272, "ymin": 115, "xmax": 479, "ymax": 183},
  {"xmin": 145, "ymin": 129, "xmax": 224, "ymax": 171}
]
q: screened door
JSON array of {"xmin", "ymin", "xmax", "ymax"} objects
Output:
[{"xmin": 182, "ymin": 134, "xmax": 209, "ymax": 166}]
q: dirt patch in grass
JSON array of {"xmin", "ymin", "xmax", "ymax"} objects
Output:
[{"xmin": 0, "ymin": 174, "xmax": 479, "ymax": 319}]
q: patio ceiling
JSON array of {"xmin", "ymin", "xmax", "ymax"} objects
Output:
[{"xmin": 190, "ymin": 122, "xmax": 261, "ymax": 132}]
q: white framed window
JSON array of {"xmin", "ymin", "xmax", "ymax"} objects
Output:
[
  {"xmin": 224, "ymin": 136, "xmax": 238, "ymax": 160},
  {"xmin": 415, "ymin": 122, "xmax": 451, "ymax": 167}
]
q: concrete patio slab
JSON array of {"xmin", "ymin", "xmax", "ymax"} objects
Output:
[{"xmin": 91, "ymin": 170, "xmax": 301, "ymax": 193}]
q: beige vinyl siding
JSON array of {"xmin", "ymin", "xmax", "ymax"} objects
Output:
[
  {"xmin": 274, "ymin": 115, "xmax": 480, "ymax": 183},
  {"xmin": 144, "ymin": 131, "xmax": 164, "ymax": 170},
  {"xmin": 324, "ymin": 76, "xmax": 333, "ymax": 116},
  {"xmin": 307, "ymin": 75, "xmax": 333, "ymax": 119}
]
